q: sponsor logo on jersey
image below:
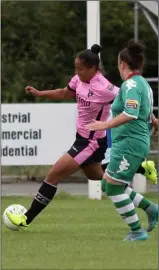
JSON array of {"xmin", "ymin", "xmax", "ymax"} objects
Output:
[
  {"xmin": 76, "ymin": 94, "xmax": 90, "ymax": 107},
  {"xmin": 88, "ymin": 90, "xmax": 93, "ymax": 97},
  {"xmin": 107, "ymin": 84, "xmax": 114, "ymax": 91},
  {"xmin": 125, "ymin": 99, "xmax": 138, "ymax": 109},
  {"xmin": 117, "ymin": 156, "xmax": 130, "ymax": 173},
  {"xmin": 126, "ymin": 79, "xmax": 137, "ymax": 92},
  {"xmin": 72, "ymin": 146, "xmax": 78, "ymax": 152}
]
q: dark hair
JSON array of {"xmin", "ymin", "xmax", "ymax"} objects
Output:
[
  {"xmin": 119, "ymin": 39, "xmax": 145, "ymax": 70},
  {"xmin": 77, "ymin": 44, "xmax": 101, "ymax": 69}
]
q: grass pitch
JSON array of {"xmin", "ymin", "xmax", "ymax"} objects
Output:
[{"xmin": 2, "ymin": 193, "xmax": 158, "ymax": 270}]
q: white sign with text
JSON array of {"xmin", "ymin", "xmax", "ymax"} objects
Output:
[{"xmin": 2, "ymin": 103, "xmax": 77, "ymax": 166}]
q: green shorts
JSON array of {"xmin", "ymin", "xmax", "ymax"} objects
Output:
[{"xmin": 106, "ymin": 149, "xmax": 144, "ymax": 184}]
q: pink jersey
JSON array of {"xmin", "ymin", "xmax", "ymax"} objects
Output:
[{"xmin": 68, "ymin": 71, "xmax": 119, "ymax": 139}]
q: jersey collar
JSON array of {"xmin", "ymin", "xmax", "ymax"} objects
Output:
[
  {"xmin": 126, "ymin": 71, "xmax": 141, "ymax": 80},
  {"xmin": 86, "ymin": 71, "xmax": 101, "ymax": 84}
]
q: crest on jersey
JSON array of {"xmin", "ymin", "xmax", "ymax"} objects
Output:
[
  {"xmin": 107, "ymin": 84, "xmax": 114, "ymax": 91},
  {"xmin": 88, "ymin": 90, "xmax": 93, "ymax": 97}
]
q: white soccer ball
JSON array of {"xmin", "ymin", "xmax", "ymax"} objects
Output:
[{"xmin": 3, "ymin": 204, "xmax": 27, "ymax": 231}]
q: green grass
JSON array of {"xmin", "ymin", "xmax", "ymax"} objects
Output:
[{"xmin": 2, "ymin": 194, "xmax": 158, "ymax": 270}]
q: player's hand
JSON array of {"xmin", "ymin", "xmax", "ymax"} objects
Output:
[
  {"xmin": 25, "ymin": 86, "xmax": 41, "ymax": 97},
  {"xmin": 86, "ymin": 120, "xmax": 107, "ymax": 131},
  {"xmin": 153, "ymin": 118, "xmax": 158, "ymax": 136}
]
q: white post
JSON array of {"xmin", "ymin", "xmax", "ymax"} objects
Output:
[
  {"xmin": 132, "ymin": 174, "xmax": 147, "ymax": 193},
  {"xmin": 87, "ymin": 1, "xmax": 100, "ymax": 49},
  {"xmin": 87, "ymin": 1, "xmax": 101, "ymax": 199},
  {"xmin": 88, "ymin": 180, "xmax": 102, "ymax": 200},
  {"xmin": 134, "ymin": 1, "xmax": 139, "ymax": 41}
]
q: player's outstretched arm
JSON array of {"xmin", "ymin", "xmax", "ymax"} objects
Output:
[
  {"xmin": 25, "ymin": 86, "xmax": 75, "ymax": 100},
  {"xmin": 86, "ymin": 113, "xmax": 133, "ymax": 131}
]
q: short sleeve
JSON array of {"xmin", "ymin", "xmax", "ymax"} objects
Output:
[
  {"xmin": 103, "ymin": 82, "xmax": 120, "ymax": 104},
  {"xmin": 122, "ymin": 80, "xmax": 141, "ymax": 119},
  {"xmin": 106, "ymin": 84, "xmax": 119, "ymax": 99},
  {"xmin": 67, "ymin": 75, "xmax": 79, "ymax": 92}
]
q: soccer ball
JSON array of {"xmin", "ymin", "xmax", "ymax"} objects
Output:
[{"xmin": 3, "ymin": 204, "xmax": 27, "ymax": 231}]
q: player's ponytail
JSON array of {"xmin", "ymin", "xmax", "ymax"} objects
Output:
[
  {"xmin": 77, "ymin": 44, "xmax": 102, "ymax": 69},
  {"xmin": 91, "ymin": 44, "xmax": 101, "ymax": 55}
]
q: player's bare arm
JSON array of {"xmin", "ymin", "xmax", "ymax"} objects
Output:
[
  {"xmin": 86, "ymin": 113, "xmax": 133, "ymax": 131},
  {"xmin": 25, "ymin": 86, "xmax": 75, "ymax": 100}
]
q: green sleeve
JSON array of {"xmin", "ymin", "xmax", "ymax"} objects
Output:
[{"xmin": 121, "ymin": 81, "xmax": 141, "ymax": 119}]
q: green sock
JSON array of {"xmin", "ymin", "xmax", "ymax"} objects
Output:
[
  {"xmin": 101, "ymin": 178, "xmax": 107, "ymax": 192},
  {"xmin": 106, "ymin": 182, "xmax": 141, "ymax": 231},
  {"xmin": 125, "ymin": 186, "xmax": 150, "ymax": 210}
]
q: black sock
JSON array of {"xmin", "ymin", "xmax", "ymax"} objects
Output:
[
  {"xmin": 136, "ymin": 165, "xmax": 145, "ymax": 175},
  {"xmin": 25, "ymin": 181, "xmax": 57, "ymax": 224}
]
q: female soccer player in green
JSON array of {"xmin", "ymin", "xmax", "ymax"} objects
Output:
[{"xmin": 87, "ymin": 39, "xmax": 158, "ymax": 241}]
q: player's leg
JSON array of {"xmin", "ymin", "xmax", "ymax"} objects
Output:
[
  {"xmin": 7, "ymin": 153, "xmax": 80, "ymax": 226},
  {"xmin": 6, "ymin": 133, "xmax": 88, "ymax": 226},
  {"xmin": 83, "ymin": 158, "xmax": 158, "ymax": 232},
  {"xmin": 85, "ymin": 157, "xmax": 158, "ymax": 232},
  {"xmin": 101, "ymin": 128, "xmax": 111, "ymax": 192},
  {"xmin": 102, "ymin": 161, "xmax": 157, "ymax": 184},
  {"xmin": 7, "ymin": 133, "xmax": 106, "ymax": 228},
  {"xmin": 125, "ymin": 185, "xmax": 158, "ymax": 232},
  {"xmin": 101, "ymin": 164, "xmax": 158, "ymax": 230},
  {"xmin": 105, "ymin": 152, "xmax": 149, "ymax": 241},
  {"xmin": 101, "ymin": 160, "xmax": 157, "ymax": 192},
  {"xmin": 103, "ymin": 159, "xmax": 158, "ymax": 231},
  {"xmin": 102, "ymin": 126, "xmax": 157, "ymax": 185},
  {"xmin": 81, "ymin": 136, "xmax": 107, "ymax": 186},
  {"xmin": 83, "ymin": 162, "xmax": 103, "ymax": 180}
]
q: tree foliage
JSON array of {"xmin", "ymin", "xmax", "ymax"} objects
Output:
[{"xmin": 2, "ymin": 1, "xmax": 158, "ymax": 104}]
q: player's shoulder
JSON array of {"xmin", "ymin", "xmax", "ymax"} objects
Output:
[
  {"xmin": 122, "ymin": 77, "xmax": 137, "ymax": 87},
  {"xmin": 68, "ymin": 74, "xmax": 80, "ymax": 89},
  {"xmin": 68, "ymin": 74, "xmax": 80, "ymax": 91},
  {"xmin": 121, "ymin": 76, "xmax": 144, "ymax": 92},
  {"xmin": 92, "ymin": 72, "xmax": 112, "ymax": 90},
  {"xmin": 69, "ymin": 74, "xmax": 80, "ymax": 83}
]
